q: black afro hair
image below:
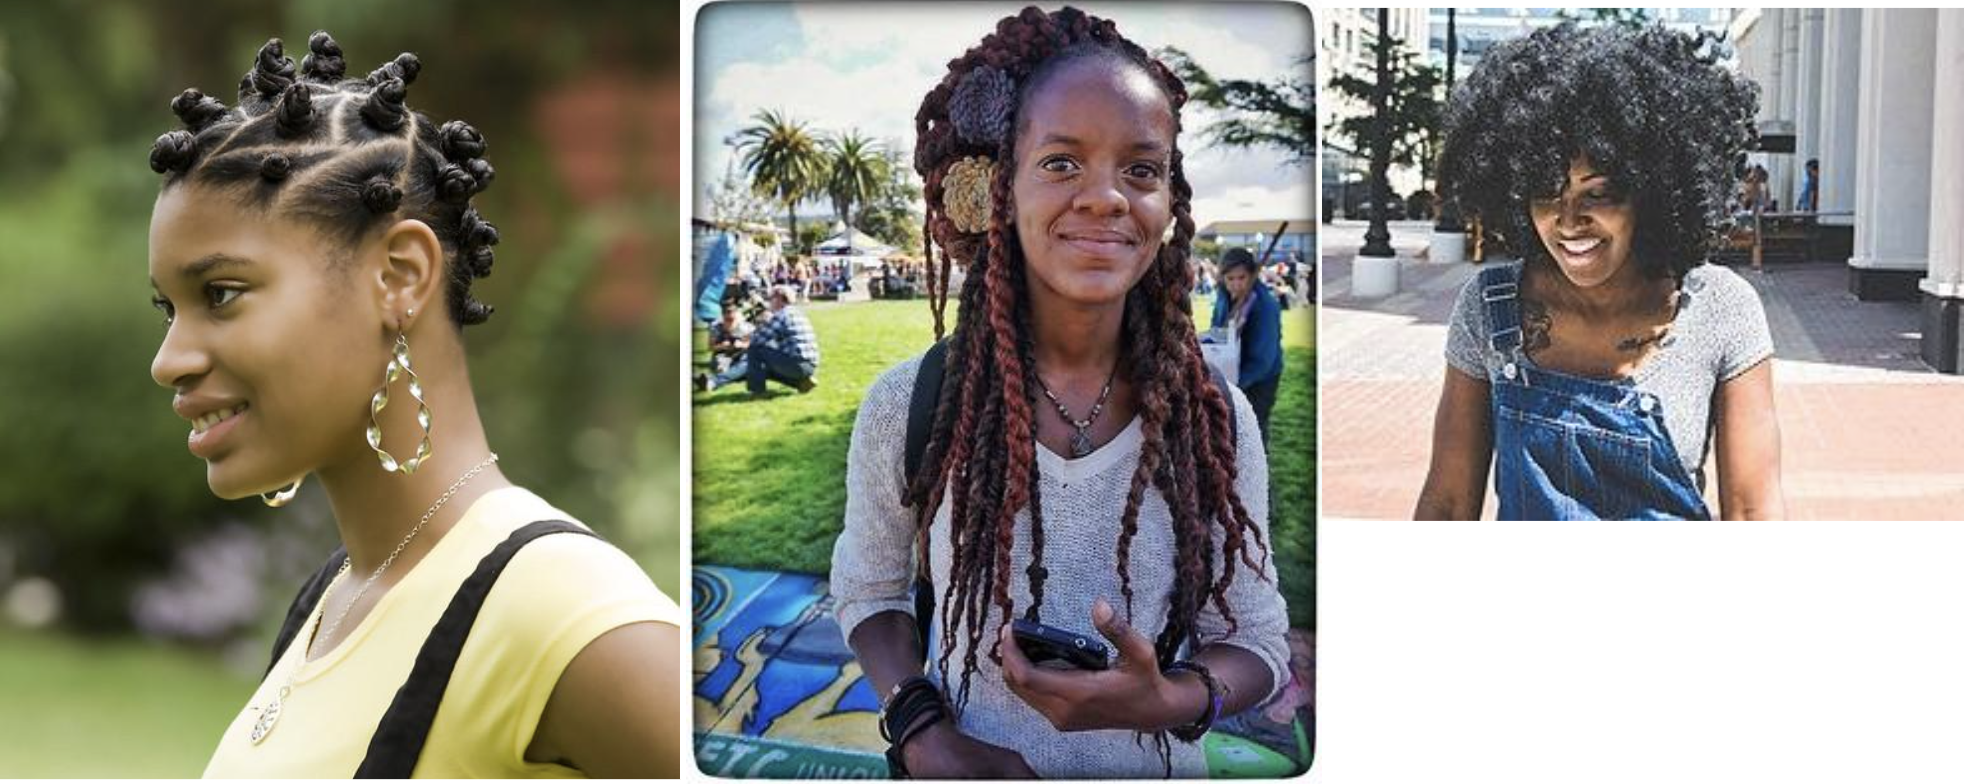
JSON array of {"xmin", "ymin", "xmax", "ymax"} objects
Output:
[{"xmin": 1437, "ymin": 23, "xmax": 1760, "ymax": 279}]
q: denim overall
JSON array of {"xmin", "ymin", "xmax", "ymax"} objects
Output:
[{"xmin": 1479, "ymin": 264, "xmax": 1711, "ymax": 520}]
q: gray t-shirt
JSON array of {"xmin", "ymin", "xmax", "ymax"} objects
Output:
[{"xmin": 1445, "ymin": 261, "xmax": 1775, "ymax": 483}]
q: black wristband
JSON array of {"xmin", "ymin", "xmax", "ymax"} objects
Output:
[{"xmin": 880, "ymin": 676, "xmax": 944, "ymax": 743}]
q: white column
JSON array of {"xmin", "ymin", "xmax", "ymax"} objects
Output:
[
  {"xmin": 1793, "ymin": 9, "xmax": 1824, "ymax": 207},
  {"xmin": 1816, "ymin": 9, "xmax": 1863, "ymax": 226},
  {"xmin": 1923, "ymin": 10, "xmax": 1964, "ymax": 300},
  {"xmin": 1774, "ymin": 9, "xmax": 1799, "ymax": 202},
  {"xmin": 1849, "ymin": 9, "xmax": 1939, "ymax": 274}
]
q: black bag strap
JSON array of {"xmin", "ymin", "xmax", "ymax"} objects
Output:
[
  {"xmin": 903, "ymin": 339, "xmax": 949, "ymax": 669},
  {"xmin": 268, "ymin": 546, "xmax": 349, "ymax": 679},
  {"xmin": 355, "ymin": 519, "xmax": 597, "ymax": 778}
]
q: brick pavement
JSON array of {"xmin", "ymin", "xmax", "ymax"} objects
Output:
[{"xmin": 1319, "ymin": 220, "xmax": 1964, "ymax": 520}]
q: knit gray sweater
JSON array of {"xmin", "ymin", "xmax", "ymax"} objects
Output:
[{"xmin": 830, "ymin": 352, "xmax": 1292, "ymax": 778}]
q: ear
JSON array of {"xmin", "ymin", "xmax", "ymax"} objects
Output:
[{"xmin": 372, "ymin": 218, "xmax": 444, "ymax": 333}]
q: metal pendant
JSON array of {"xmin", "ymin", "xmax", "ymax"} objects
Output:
[
  {"xmin": 249, "ymin": 686, "xmax": 290, "ymax": 745},
  {"xmin": 1070, "ymin": 428, "xmax": 1094, "ymax": 458}
]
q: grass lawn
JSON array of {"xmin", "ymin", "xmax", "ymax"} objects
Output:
[
  {"xmin": 692, "ymin": 297, "xmax": 1314, "ymax": 629},
  {"xmin": 0, "ymin": 629, "xmax": 257, "ymax": 777}
]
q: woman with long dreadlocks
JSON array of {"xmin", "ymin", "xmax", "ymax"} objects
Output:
[
  {"xmin": 829, "ymin": 7, "xmax": 1291, "ymax": 778},
  {"xmin": 145, "ymin": 32, "xmax": 679, "ymax": 776}
]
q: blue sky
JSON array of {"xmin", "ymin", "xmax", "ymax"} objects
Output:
[{"xmin": 689, "ymin": 1, "xmax": 1315, "ymax": 229}]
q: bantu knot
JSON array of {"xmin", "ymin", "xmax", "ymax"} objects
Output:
[
  {"xmin": 361, "ymin": 176, "xmax": 402, "ymax": 213},
  {"xmin": 170, "ymin": 89, "xmax": 228, "ymax": 131},
  {"xmin": 300, "ymin": 31, "xmax": 346, "ymax": 83},
  {"xmin": 438, "ymin": 120, "xmax": 486, "ymax": 161},
  {"xmin": 460, "ymin": 209, "xmax": 500, "ymax": 248},
  {"xmin": 359, "ymin": 77, "xmax": 409, "ymax": 131},
  {"xmin": 463, "ymin": 158, "xmax": 495, "ymax": 193},
  {"xmin": 460, "ymin": 300, "xmax": 494, "ymax": 325},
  {"xmin": 259, "ymin": 153, "xmax": 292, "ymax": 181},
  {"xmin": 273, "ymin": 83, "xmax": 314, "ymax": 136},
  {"xmin": 464, "ymin": 245, "xmax": 496, "ymax": 278},
  {"xmin": 240, "ymin": 38, "xmax": 296, "ymax": 101},
  {"xmin": 367, "ymin": 52, "xmax": 421, "ymax": 87},
  {"xmin": 149, "ymin": 130, "xmax": 197, "ymax": 174},
  {"xmin": 436, "ymin": 163, "xmax": 475, "ymax": 204}
]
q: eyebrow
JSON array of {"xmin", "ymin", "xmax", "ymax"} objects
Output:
[
  {"xmin": 1034, "ymin": 132, "xmax": 1170, "ymax": 154},
  {"xmin": 150, "ymin": 253, "xmax": 255, "ymax": 289}
]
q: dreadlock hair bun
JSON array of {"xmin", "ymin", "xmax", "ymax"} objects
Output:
[
  {"xmin": 150, "ymin": 30, "xmax": 501, "ymax": 328},
  {"xmin": 170, "ymin": 89, "xmax": 227, "ymax": 131},
  {"xmin": 240, "ymin": 38, "xmax": 296, "ymax": 103},
  {"xmin": 438, "ymin": 120, "xmax": 486, "ymax": 161},
  {"xmin": 462, "ymin": 158, "xmax": 495, "ymax": 193},
  {"xmin": 361, "ymin": 176, "xmax": 403, "ymax": 213},
  {"xmin": 300, "ymin": 30, "xmax": 346, "ymax": 83},
  {"xmin": 273, "ymin": 83, "xmax": 314, "ymax": 137},
  {"xmin": 367, "ymin": 52, "xmax": 421, "ymax": 87},
  {"xmin": 359, "ymin": 77, "xmax": 409, "ymax": 131},
  {"xmin": 258, "ymin": 152, "xmax": 292, "ymax": 182},
  {"xmin": 149, "ymin": 130, "xmax": 197, "ymax": 174},
  {"xmin": 436, "ymin": 163, "xmax": 476, "ymax": 204}
]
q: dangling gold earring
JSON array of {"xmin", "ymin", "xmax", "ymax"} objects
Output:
[
  {"xmin": 366, "ymin": 317, "xmax": 433, "ymax": 475},
  {"xmin": 261, "ymin": 477, "xmax": 303, "ymax": 507}
]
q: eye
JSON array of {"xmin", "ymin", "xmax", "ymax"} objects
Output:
[
  {"xmin": 1039, "ymin": 155, "xmax": 1079, "ymax": 174},
  {"xmin": 1125, "ymin": 162, "xmax": 1164, "ymax": 181},
  {"xmin": 151, "ymin": 295, "xmax": 176, "ymax": 326},
  {"xmin": 204, "ymin": 283, "xmax": 244, "ymax": 310}
]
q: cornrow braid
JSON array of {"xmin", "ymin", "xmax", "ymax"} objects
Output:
[
  {"xmin": 148, "ymin": 31, "xmax": 500, "ymax": 327},
  {"xmin": 903, "ymin": 5, "xmax": 1273, "ymax": 770}
]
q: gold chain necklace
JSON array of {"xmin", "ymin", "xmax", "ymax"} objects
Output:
[{"xmin": 246, "ymin": 453, "xmax": 500, "ymax": 745}]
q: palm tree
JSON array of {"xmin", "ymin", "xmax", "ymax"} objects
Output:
[
  {"xmin": 822, "ymin": 129, "xmax": 888, "ymax": 253},
  {"xmin": 734, "ymin": 109, "xmax": 824, "ymax": 253}
]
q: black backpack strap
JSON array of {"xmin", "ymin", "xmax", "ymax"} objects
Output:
[
  {"xmin": 267, "ymin": 547, "xmax": 349, "ymax": 679},
  {"xmin": 354, "ymin": 519, "xmax": 599, "ymax": 778},
  {"xmin": 902, "ymin": 340, "xmax": 949, "ymax": 669}
]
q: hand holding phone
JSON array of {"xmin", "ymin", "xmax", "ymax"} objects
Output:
[{"xmin": 1011, "ymin": 618, "xmax": 1110, "ymax": 671}]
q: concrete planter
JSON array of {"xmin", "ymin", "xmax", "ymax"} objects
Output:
[
  {"xmin": 1353, "ymin": 254, "xmax": 1401, "ymax": 298},
  {"xmin": 1429, "ymin": 231, "xmax": 1466, "ymax": 265}
]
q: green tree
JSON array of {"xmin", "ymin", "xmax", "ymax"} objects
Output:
[
  {"xmin": 1159, "ymin": 47, "xmax": 1315, "ymax": 165},
  {"xmin": 854, "ymin": 145, "xmax": 923, "ymax": 255},
  {"xmin": 734, "ymin": 109, "xmax": 825, "ymax": 251},
  {"xmin": 821, "ymin": 129, "xmax": 887, "ymax": 253},
  {"xmin": 1326, "ymin": 35, "xmax": 1444, "ymax": 181}
]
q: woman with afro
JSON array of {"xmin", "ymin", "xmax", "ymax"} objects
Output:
[
  {"xmin": 146, "ymin": 32, "xmax": 680, "ymax": 775},
  {"xmin": 1416, "ymin": 23, "xmax": 1786, "ymax": 520},
  {"xmin": 828, "ymin": 5, "xmax": 1291, "ymax": 778}
]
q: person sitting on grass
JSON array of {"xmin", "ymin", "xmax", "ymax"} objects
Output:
[
  {"xmin": 707, "ymin": 302, "xmax": 752, "ymax": 375},
  {"xmin": 697, "ymin": 285, "xmax": 820, "ymax": 397}
]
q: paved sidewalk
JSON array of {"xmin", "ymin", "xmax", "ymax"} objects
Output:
[{"xmin": 1320, "ymin": 220, "xmax": 1964, "ymax": 520}]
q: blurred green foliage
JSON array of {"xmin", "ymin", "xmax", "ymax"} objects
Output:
[{"xmin": 0, "ymin": 0, "xmax": 682, "ymax": 634}]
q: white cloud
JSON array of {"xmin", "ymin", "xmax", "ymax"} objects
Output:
[
  {"xmin": 1190, "ymin": 182, "xmax": 1316, "ymax": 226},
  {"xmin": 692, "ymin": 2, "xmax": 1314, "ymax": 222}
]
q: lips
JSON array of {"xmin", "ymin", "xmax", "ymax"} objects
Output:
[
  {"xmin": 178, "ymin": 400, "xmax": 250, "ymax": 459},
  {"xmin": 1058, "ymin": 228, "xmax": 1137, "ymax": 260}
]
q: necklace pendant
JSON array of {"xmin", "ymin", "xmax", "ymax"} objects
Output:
[
  {"xmin": 249, "ymin": 686, "xmax": 289, "ymax": 745},
  {"xmin": 1070, "ymin": 429, "xmax": 1094, "ymax": 458}
]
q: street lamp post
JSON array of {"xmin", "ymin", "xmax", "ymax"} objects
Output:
[{"xmin": 1361, "ymin": 8, "xmax": 1397, "ymax": 258}]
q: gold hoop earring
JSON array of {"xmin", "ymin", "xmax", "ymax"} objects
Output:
[
  {"xmin": 261, "ymin": 477, "xmax": 303, "ymax": 507},
  {"xmin": 366, "ymin": 332, "xmax": 433, "ymax": 474}
]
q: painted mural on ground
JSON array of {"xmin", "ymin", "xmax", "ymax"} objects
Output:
[{"xmin": 692, "ymin": 565, "xmax": 1313, "ymax": 779}]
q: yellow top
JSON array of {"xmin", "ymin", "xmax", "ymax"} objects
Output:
[{"xmin": 203, "ymin": 486, "xmax": 681, "ymax": 778}]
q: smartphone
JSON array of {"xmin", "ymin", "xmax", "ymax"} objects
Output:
[{"xmin": 1011, "ymin": 618, "xmax": 1111, "ymax": 671}]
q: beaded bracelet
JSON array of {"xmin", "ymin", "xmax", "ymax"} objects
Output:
[{"xmin": 1163, "ymin": 660, "xmax": 1225, "ymax": 743}]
